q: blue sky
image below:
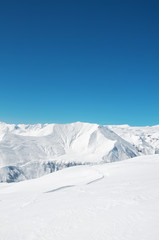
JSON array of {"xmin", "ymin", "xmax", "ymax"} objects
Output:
[{"xmin": 0, "ymin": 0, "xmax": 159, "ymax": 126}]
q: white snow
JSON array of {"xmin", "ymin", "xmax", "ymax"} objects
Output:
[{"xmin": 0, "ymin": 154, "xmax": 159, "ymax": 240}]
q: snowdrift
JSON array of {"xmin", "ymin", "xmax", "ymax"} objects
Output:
[{"xmin": 0, "ymin": 154, "xmax": 159, "ymax": 240}]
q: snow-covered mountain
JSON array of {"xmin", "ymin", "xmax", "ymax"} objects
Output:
[
  {"xmin": 109, "ymin": 124, "xmax": 159, "ymax": 155},
  {"xmin": 0, "ymin": 121, "xmax": 159, "ymax": 182}
]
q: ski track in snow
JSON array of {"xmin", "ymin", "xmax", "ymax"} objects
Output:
[
  {"xmin": 45, "ymin": 185, "xmax": 75, "ymax": 193},
  {"xmin": 86, "ymin": 175, "xmax": 104, "ymax": 185}
]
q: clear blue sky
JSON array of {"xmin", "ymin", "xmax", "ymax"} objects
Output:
[{"xmin": 0, "ymin": 0, "xmax": 159, "ymax": 126}]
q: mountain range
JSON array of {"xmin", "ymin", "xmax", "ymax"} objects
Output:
[{"xmin": 0, "ymin": 121, "xmax": 159, "ymax": 182}]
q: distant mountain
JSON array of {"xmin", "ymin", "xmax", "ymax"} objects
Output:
[
  {"xmin": 0, "ymin": 121, "xmax": 158, "ymax": 182},
  {"xmin": 109, "ymin": 124, "xmax": 159, "ymax": 155}
]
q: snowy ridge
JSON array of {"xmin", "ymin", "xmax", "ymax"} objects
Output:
[{"xmin": 0, "ymin": 121, "xmax": 159, "ymax": 182}]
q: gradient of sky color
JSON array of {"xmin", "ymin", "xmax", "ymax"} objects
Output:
[{"xmin": 0, "ymin": 0, "xmax": 159, "ymax": 126}]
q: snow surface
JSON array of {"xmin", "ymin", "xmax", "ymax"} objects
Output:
[
  {"xmin": 0, "ymin": 154, "xmax": 159, "ymax": 240},
  {"xmin": 0, "ymin": 121, "xmax": 159, "ymax": 182}
]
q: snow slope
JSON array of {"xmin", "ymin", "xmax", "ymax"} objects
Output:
[
  {"xmin": 0, "ymin": 154, "xmax": 159, "ymax": 240},
  {"xmin": 0, "ymin": 122, "xmax": 139, "ymax": 182}
]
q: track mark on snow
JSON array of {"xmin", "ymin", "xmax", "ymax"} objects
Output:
[
  {"xmin": 44, "ymin": 185, "xmax": 75, "ymax": 193},
  {"xmin": 87, "ymin": 176, "xmax": 104, "ymax": 185}
]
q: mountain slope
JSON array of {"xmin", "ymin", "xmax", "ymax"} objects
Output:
[{"xmin": 0, "ymin": 154, "xmax": 159, "ymax": 240}]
